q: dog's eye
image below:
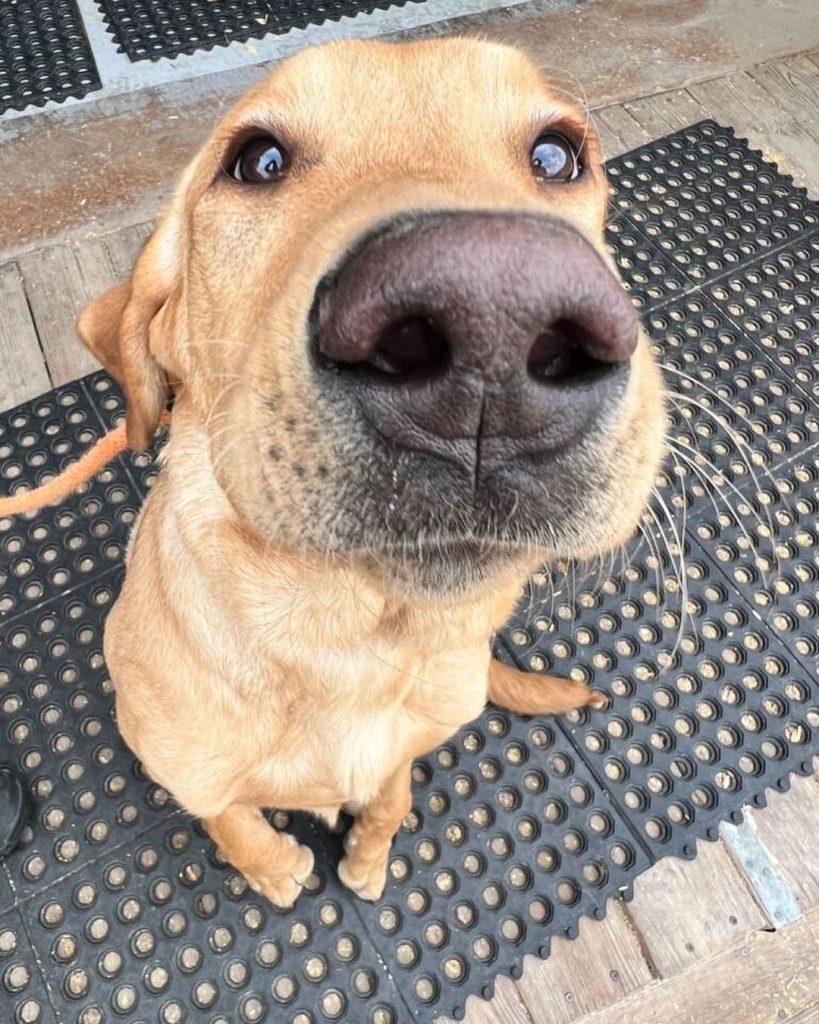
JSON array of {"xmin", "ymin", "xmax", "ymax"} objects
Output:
[
  {"xmin": 531, "ymin": 133, "xmax": 582, "ymax": 182},
  {"xmin": 230, "ymin": 135, "xmax": 288, "ymax": 184}
]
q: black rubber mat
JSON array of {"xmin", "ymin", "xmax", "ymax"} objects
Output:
[
  {"xmin": 95, "ymin": 0, "xmax": 419, "ymax": 62},
  {"xmin": 0, "ymin": 0, "xmax": 101, "ymax": 114},
  {"xmin": 0, "ymin": 121, "xmax": 818, "ymax": 1023}
]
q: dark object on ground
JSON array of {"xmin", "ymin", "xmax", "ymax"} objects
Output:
[
  {"xmin": 0, "ymin": 765, "xmax": 27, "ymax": 859},
  {"xmin": 0, "ymin": 121, "xmax": 816, "ymax": 1022}
]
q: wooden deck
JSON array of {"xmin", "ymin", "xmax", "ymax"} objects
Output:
[{"xmin": 1, "ymin": 2, "xmax": 818, "ymax": 1021}]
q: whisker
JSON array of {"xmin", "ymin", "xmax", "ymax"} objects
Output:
[
  {"xmin": 648, "ymin": 482, "xmax": 690, "ymax": 660},
  {"xmin": 664, "ymin": 435, "xmax": 777, "ymax": 589},
  {"xmin": 664, "ymin": 388, "xmax": 779, "ymax": 577},
  {"xmin": 660, "ymin": 363, "xmax": 785, "ymax": 512},
  {"xmin": 637, "ymin": 515, "xmax": 664, "ymax": 617}
]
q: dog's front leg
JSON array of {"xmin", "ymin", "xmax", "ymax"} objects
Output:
[
  {"xmin": 488, "ymin": 656, "xmax": 605, "ymax": 715},
  {"xmin": 338, "ymin": 763, "xmax": 412, "ymax": 901},
  {"xmin": 205, "ymin": 804, "xmax": 315, "ymax": 909}
]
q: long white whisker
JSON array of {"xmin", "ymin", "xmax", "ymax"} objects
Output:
[
  {"xmin": 648, "ymin": 482, "xmax": 690, "ymax": 660},
  {"xmin": 665, "ymin": 435, "xmax": 776, "ymax": 589},
  {"xmin": 665, "ymin": 387, "xmax": 778, "ymax": 564},
  {"xmin": 660, "ymin": 363, "xmax": 784, "ymax": 517}
]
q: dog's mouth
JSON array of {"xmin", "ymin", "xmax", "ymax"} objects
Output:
[{"xmin": 281, "ymin": 428, "xmax": 624, "ymax": 591}]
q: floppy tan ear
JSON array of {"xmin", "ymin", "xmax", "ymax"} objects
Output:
[
  {"xmin": 76, "ymin": 281, "xmax": 131, "ymax": 384},
  {"xmin": 76, "ymin": 212, "xmax": 187, "ymax": 451}
]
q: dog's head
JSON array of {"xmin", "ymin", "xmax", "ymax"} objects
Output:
[{"xmin": 78, "ymin": 38, "xmax": 665, "ymax": 597}]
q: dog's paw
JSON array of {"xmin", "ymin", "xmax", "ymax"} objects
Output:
[
  {"xmin": 242, "ymin": 836, "xmax": 315, "ymax": 909},
  {"xmin": 338, "ymin": 851, "xmax": 389, "ymax": 901},
  {"xmin": 337, "ymin": 827, "xmax": 390, "ymax": 900}
]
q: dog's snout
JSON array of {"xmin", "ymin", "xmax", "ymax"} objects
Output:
[{"xmin": 313, "ymin": 212, "xmax": 638, "ymax": 465}]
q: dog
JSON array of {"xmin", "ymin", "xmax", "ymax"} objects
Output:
[{"xmin": 75, "ymin": 37, "xmax": 666, "ymax": 908}]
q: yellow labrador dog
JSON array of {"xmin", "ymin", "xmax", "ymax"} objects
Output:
[{"xmin": 76, "ymin": 38, "xmax": 665, "ymax": 908}]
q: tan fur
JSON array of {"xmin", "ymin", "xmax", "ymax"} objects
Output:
[{"xmin": 77, "ymin": 38, "xmax": 666, "ymax": 906}]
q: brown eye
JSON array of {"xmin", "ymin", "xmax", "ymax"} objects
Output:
[
  {"xmin": 230, "ymin": 135, "xmax": 288, "ymax": 184},
  {"xmin": 531, "ymin": 133, "xmax": 581, "ymax": 182}
]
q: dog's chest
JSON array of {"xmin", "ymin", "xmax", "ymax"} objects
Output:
[{"xmin": 254, "ymin": 639, "xmax": 490, "ymax": 807}]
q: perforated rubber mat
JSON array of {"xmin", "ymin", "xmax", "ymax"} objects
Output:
[
  {"xmin": 1, "ymin": 121, "xmax": 818, "ymax": 1023},
  {"xmin": 0, "ymin": 0, "xmax": 101, "ymax": 114},
  {"xmin": 95, "ymin": 0, "xmax": 419, "ymax": 61}
]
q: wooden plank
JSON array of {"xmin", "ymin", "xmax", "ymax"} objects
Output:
[
  {"xmin": 625, "ymin": 839, "xmax": 768, "ymax": 978},
  {"xmin": 623, "ymin": 89, "xmax": 708, "ymax": 136},
  {"xmin": 0, "ymin": 262, "xmax": 51, "ymax": 412},
  {"xmin": 792, "ymin": 1008, "xmax": 819, "ymax": 1024},
  {"xmin": 104, "ymin": 222, "xmax": 154, "ymax": 281},
  {"xmin": 748, "ymin": 57, "xmax": 819, "ymax": 140},
  {"xmin": 75, "ymin": 238, "xmax": 119, "ymax": 301},
  {"xmin": 688, "ymin": 69, "xmax": 787, "ymax": 129},
  {"xmin": 477, "ymin": 0, "xmax": 819, "ymax": 109},
  {"xmin": 17, "ymin": 244, "xmax": 101, "ymax": 387},
  {"xmin": 456, "ymin": 976, "xmax": 532, "ymax": 1024},
  {"xmin": 744, "ymin": 774, "xmax": 819, "ymax": 915},
  {"xmin": 513, "ymin": 902, "xmax": 654, "ymax": 1024},
  {"xmin": 566, "ymin": 908, "xmax": 819, "ymax": 1024},
  {"xmin": 590, "ymin": 112, "xmax": 626, "ymax": 166},
  {"xmin": 592, "ymin": 105, "xmax": 653, "ymax": 160},
  {"xmin": 688, "ymin": 71, "xmax": 819, "ymax": 194}
]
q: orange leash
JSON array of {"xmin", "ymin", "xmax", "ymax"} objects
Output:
[{"xmin": 0, "ymin": 412, "xmax": 170, "ymax": 518}]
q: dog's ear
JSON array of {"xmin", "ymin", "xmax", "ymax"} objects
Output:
[{"xmin": 76, "ymin": 213, "xmax": 186, "ymax": 451}]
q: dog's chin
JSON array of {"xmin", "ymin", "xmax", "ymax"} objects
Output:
[{"xmin": 353, "ymin": 538, "xmax": 539, "ymax": 600}]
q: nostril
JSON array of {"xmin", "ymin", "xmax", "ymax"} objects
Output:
[
  {"xmin": 527, "ymin": 319, "xmax": 614, "ymax": 385},
  {"xmin": 366, "ymin": 315, "xmax": 450, "ymax": 382}
]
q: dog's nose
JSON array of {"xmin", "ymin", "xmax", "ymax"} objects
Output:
[{"xmin": 312, "ymin": 211, "xmax": 638, "ymax": 467}]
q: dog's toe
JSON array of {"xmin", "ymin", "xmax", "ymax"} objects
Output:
[
  {"xmin": 244, "ymin": 840, "xmax": 315, "ymax": 909},
  {"xmin": 337, "ymin": 854, "xmax": 388, "ymax": 902}
]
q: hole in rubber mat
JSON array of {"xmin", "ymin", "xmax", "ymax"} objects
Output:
[{"xmin": 0, "ymin": 121, "xmax": 817, "ymax": 1021}]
